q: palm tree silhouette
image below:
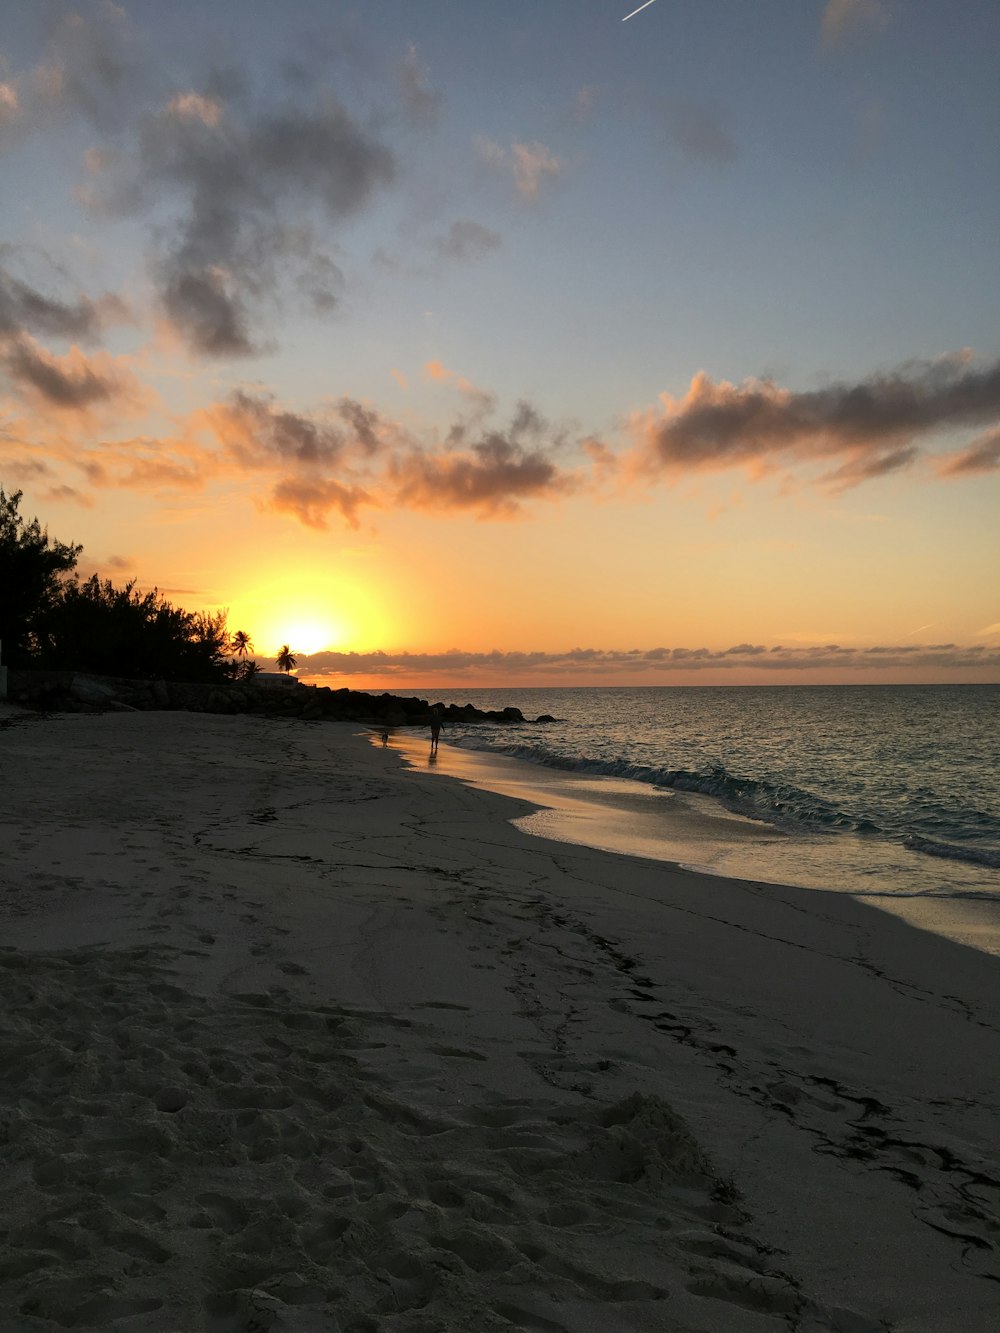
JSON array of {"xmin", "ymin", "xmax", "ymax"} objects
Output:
[
  {"xmin": 231, "ymin": 629, "xmax": 253, "ymax": 658},
  {"xmin": 276, "ymin": 644, "xmax": 297, "ymax": 675}
]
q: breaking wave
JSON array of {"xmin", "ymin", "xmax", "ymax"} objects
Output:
[{"xmin": 447, "ymin": 732, "xmax": 998, "ymax": 872}]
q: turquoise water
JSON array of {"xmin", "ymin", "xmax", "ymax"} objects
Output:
[{"xmin": 408, "ymin": 685, "xmax": 1000, "ymax": 931}]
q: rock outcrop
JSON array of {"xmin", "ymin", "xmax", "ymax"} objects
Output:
[{"xmin": 5, "ymin": 670, "xmax": 554, "ymax": 726}]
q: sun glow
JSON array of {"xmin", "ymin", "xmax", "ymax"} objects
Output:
[
  {"xmin": 273, "ymin": 618, "xmax": 339, "ymax": 657},
  {"xmin": 223, "ymin": 569, "xmax": 397, "ymax": 662}
]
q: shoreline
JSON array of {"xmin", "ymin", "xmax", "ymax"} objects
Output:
[
  {"xmin": 2, "ymin": 709, "xmax": 998, "ymax": 1330},
  {"xmin": 389, "ymin": 727, "xmax": 1000, "ymax": 959}
]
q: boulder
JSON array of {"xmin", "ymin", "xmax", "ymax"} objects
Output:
[{"xmin": 70, "ymin": 675, "xmax": 116, "ymax": 706}]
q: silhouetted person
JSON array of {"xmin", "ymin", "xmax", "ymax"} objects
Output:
[
  {"xmin": 430, "ymin": 715, "xmax": 442, "ymax": 755},
  {"xmin": 381, "ymin": 729, "xmax": 389, "ymax": 746}
]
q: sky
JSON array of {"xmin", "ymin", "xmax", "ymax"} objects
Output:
[{"xmin": 1, "ymin": 0, "xmax": 998, "ymax": 687}]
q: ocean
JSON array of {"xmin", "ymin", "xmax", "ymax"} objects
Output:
[{"xmin": 396, "ymin": 684, "xmax": 1000, "ymax": 953}]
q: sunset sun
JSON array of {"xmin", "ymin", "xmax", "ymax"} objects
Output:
[{"xmin": 274, "ymin": 618, "xmax": 339, "ymax": 657}]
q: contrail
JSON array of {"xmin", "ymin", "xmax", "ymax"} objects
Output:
[{"xmin": 623, "ymin": 0, "xmax": 659, "ymax": 20}]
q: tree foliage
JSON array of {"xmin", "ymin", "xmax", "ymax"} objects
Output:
[
  {"xmin": 1, "ymin": 490, "xmax": 236, "ymax": 681},
  {"xmin": 0, "ymin": 488, "xmax": 81, "ymax": 664},
  {"xmin": 276, "ymin": 644, "xmax": 298, "ymax": 674},
  {"xmin": 39, "ymin": 577, "xmax": 234, "ymax": 682}
]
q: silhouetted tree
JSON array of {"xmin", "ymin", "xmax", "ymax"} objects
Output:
[
  {"xmin": 276, "ymin": 644, "xmax": 297, "ymax": 675},
  {"xmin": 0, "ymin": 488, "xmax": 81, "ymax": 664},
  {"xmin": 39, "ymin": 577, "xmax": 235, "ymax": 682},
  {"xmin": 231, "ymin": 629, "xmax": 253, "ymax": 658}
]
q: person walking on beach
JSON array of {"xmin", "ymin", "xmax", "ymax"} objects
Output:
[{"xmin": 430, "ymin": 714, "xmax": 442, "ymax": 755}]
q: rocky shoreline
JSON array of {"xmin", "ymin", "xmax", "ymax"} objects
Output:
[{"xmin": 4, "ymin": 668, "xmax": 554, "ymax": 727}]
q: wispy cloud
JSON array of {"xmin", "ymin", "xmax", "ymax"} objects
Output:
[
  {"xmin": 477, "ymin": 137, "xmax": 561, "ymax": 200},
  {"xmin": 936, "ymin": 424, "xmax": 1000, "ymax": 477},
  {"xmin": 432, "ymin": 219, "xmax": 502, "ymax": 263},
  {"xmin": 0, "ymin": 252, "xmax": 123, "ymax": 342},
  {"xmin": 661, "ymin": 99, "xmax": 738, "ymax": 166},
  {"xmin": 398, "ymin": 43, "xmax": 440, "ymax": 126}
]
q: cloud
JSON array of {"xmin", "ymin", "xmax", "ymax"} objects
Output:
[
  {"xmin": 0, "ymin": 255, "xmax": 109, "ymax": 341},
  {"xmin": 31, "ymin": 1, "xmax": 144, "ymax": 134},
  {"xmin": 661, "ymin": 100, "xmax": 739, "ymax": 166},
  {"xmin": 821, "ymin": 0, "xmax": 890, "ymax": 48},
  {"xmin": 388, "ymin": 404, "xmax": 575, "ymax": 517},
  {"xmin": 271, "ymin": 475, "xmax": 372, "ymax": 529},
  {"xmin": 125, "ymin": 94, "xmax": 396, "ymax": 355},
  {"xmin": 477, "ymin": 137, "xmax": 561, "ymax": 200},
  {"xmin": 511, "ymin": 141, "xmax": 561, "ymax": 199},
  {"xmin": 399, "ymin": 43, "xmax": 440, "ymax": 125},
  {"xmin": 0, "ymin": 336, "xmax": 139, "ymax": 411},
  {"xmin": 0, "ymin": 4, "xmax": 146, "ymax": 151},
  {"xmin": 198, "ymin": 384, "xmax": 577, "ymax": 524},
  {"xmin": 199, "ymin": 388, "xmax": 397, "ymax": 527},
  {"xmin": 165, "ymin": 91, "xmax": 222, "ymax": 127},
  {"xmin": 629, "ymin": 354, "xmax": 1000, "ymax": 488},
  {"xmin": 0, "ymin": 82, "xmax": 19, "ymax": 127},
  {"xmin": 936, "ymin": 424, "xmax": 1000, "ymax": 477},
  {"xmin": 42, "ymin": 23, "xmax": 395, "ymax": 358},
  {"xmin": 295, "ymin": 641, "xmax": 1000, "ymax": 680},
  {"xmin": 422, "ymin": 359, "xmax": 496, "ymax": 413},
  {"xmin": 432, "ymin": 220, "xmax": 502, "ymax": 262},
  {"xmin": 574, "ymin": 85, "xmax": 598, "ymax": 122},
  {"xmin": 206, "ymin": 390, "xmax": 353, "ymax": 468}
]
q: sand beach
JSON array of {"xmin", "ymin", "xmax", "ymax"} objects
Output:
[{"xmin": 1, "ymin": 706, "xmax": 997, "ymax": 1332}]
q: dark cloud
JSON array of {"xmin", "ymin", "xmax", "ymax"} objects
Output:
[
  {"xmin": 0, "ymin": 2, "xmax": 146, "ymax": 148},
  {"xmin": 389, "ymin": 403, "xmax": 573, "ymax": 515},
  {"xmin": 433, "ymin": 220, "xmax": 502, "ymax": 262},
  {"xmin": 43, "ymin": 483, "xmax": 92, "ymax": 506},
  {"xmin": 0, "ymin": 256, "xmax": 104, "ymax": 341},
  {"xmin": 41, "ymin": 0, "xmax": 146, "ymax": 133},
  {"xmin": 292, "ymin": 641, "xmax": 1000, "ymax": 679},
  {"xmin": 634, "ymin": 355, "xmax": 1000, "ymax": 486},
  {"xmin": 389, "ymin": 435, "xmax": 570, "ymax": 516},
  {"xmin": 123, "ymin": 94, "xmax": 396, "ymax": 355},
  {"xmin": 271, "ymin": 475, "xmax": 372, "ymax": 529},
  {"xmin": 2, "ymin": 337, "xmax": 122, "ymax": 408},
  {"xmin": 662, "ymin": 100, "xmax": 739, "ymax": 166},
  {"xmin": 160, "ymin": 267, "xmax": 255, "ymax": 358},
  {"xmin": 937, "ymin": 425, "xmax": 1000, "ymax": 477},
  {"xmin": 337, "ymin": 398, "xmax": 385, "ymax": 455},
  {"xmin": 207, "ymin": 389, "xmax": 573, "ymax": 524},
  {"xmin": 215, "ymin": 390, "xmax": 349, "ymax": 467},
  {"xmin": 206, "ymin": 390, "xmax": 390, "ymax": 526}
]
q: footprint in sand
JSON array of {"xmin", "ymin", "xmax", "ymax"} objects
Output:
[{"xmin": 430, "ymin": 1045, "xmax": 487, "ymax": 1062}]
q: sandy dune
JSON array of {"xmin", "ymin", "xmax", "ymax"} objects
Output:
[{"xmin": 1, "ymin": 708, "xmax": 997, "ymax": 1331}]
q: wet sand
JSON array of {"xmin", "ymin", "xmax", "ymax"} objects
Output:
[{"xmin": 392, "ymin": 729, "xmax": 1000, "ymax": 958}]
